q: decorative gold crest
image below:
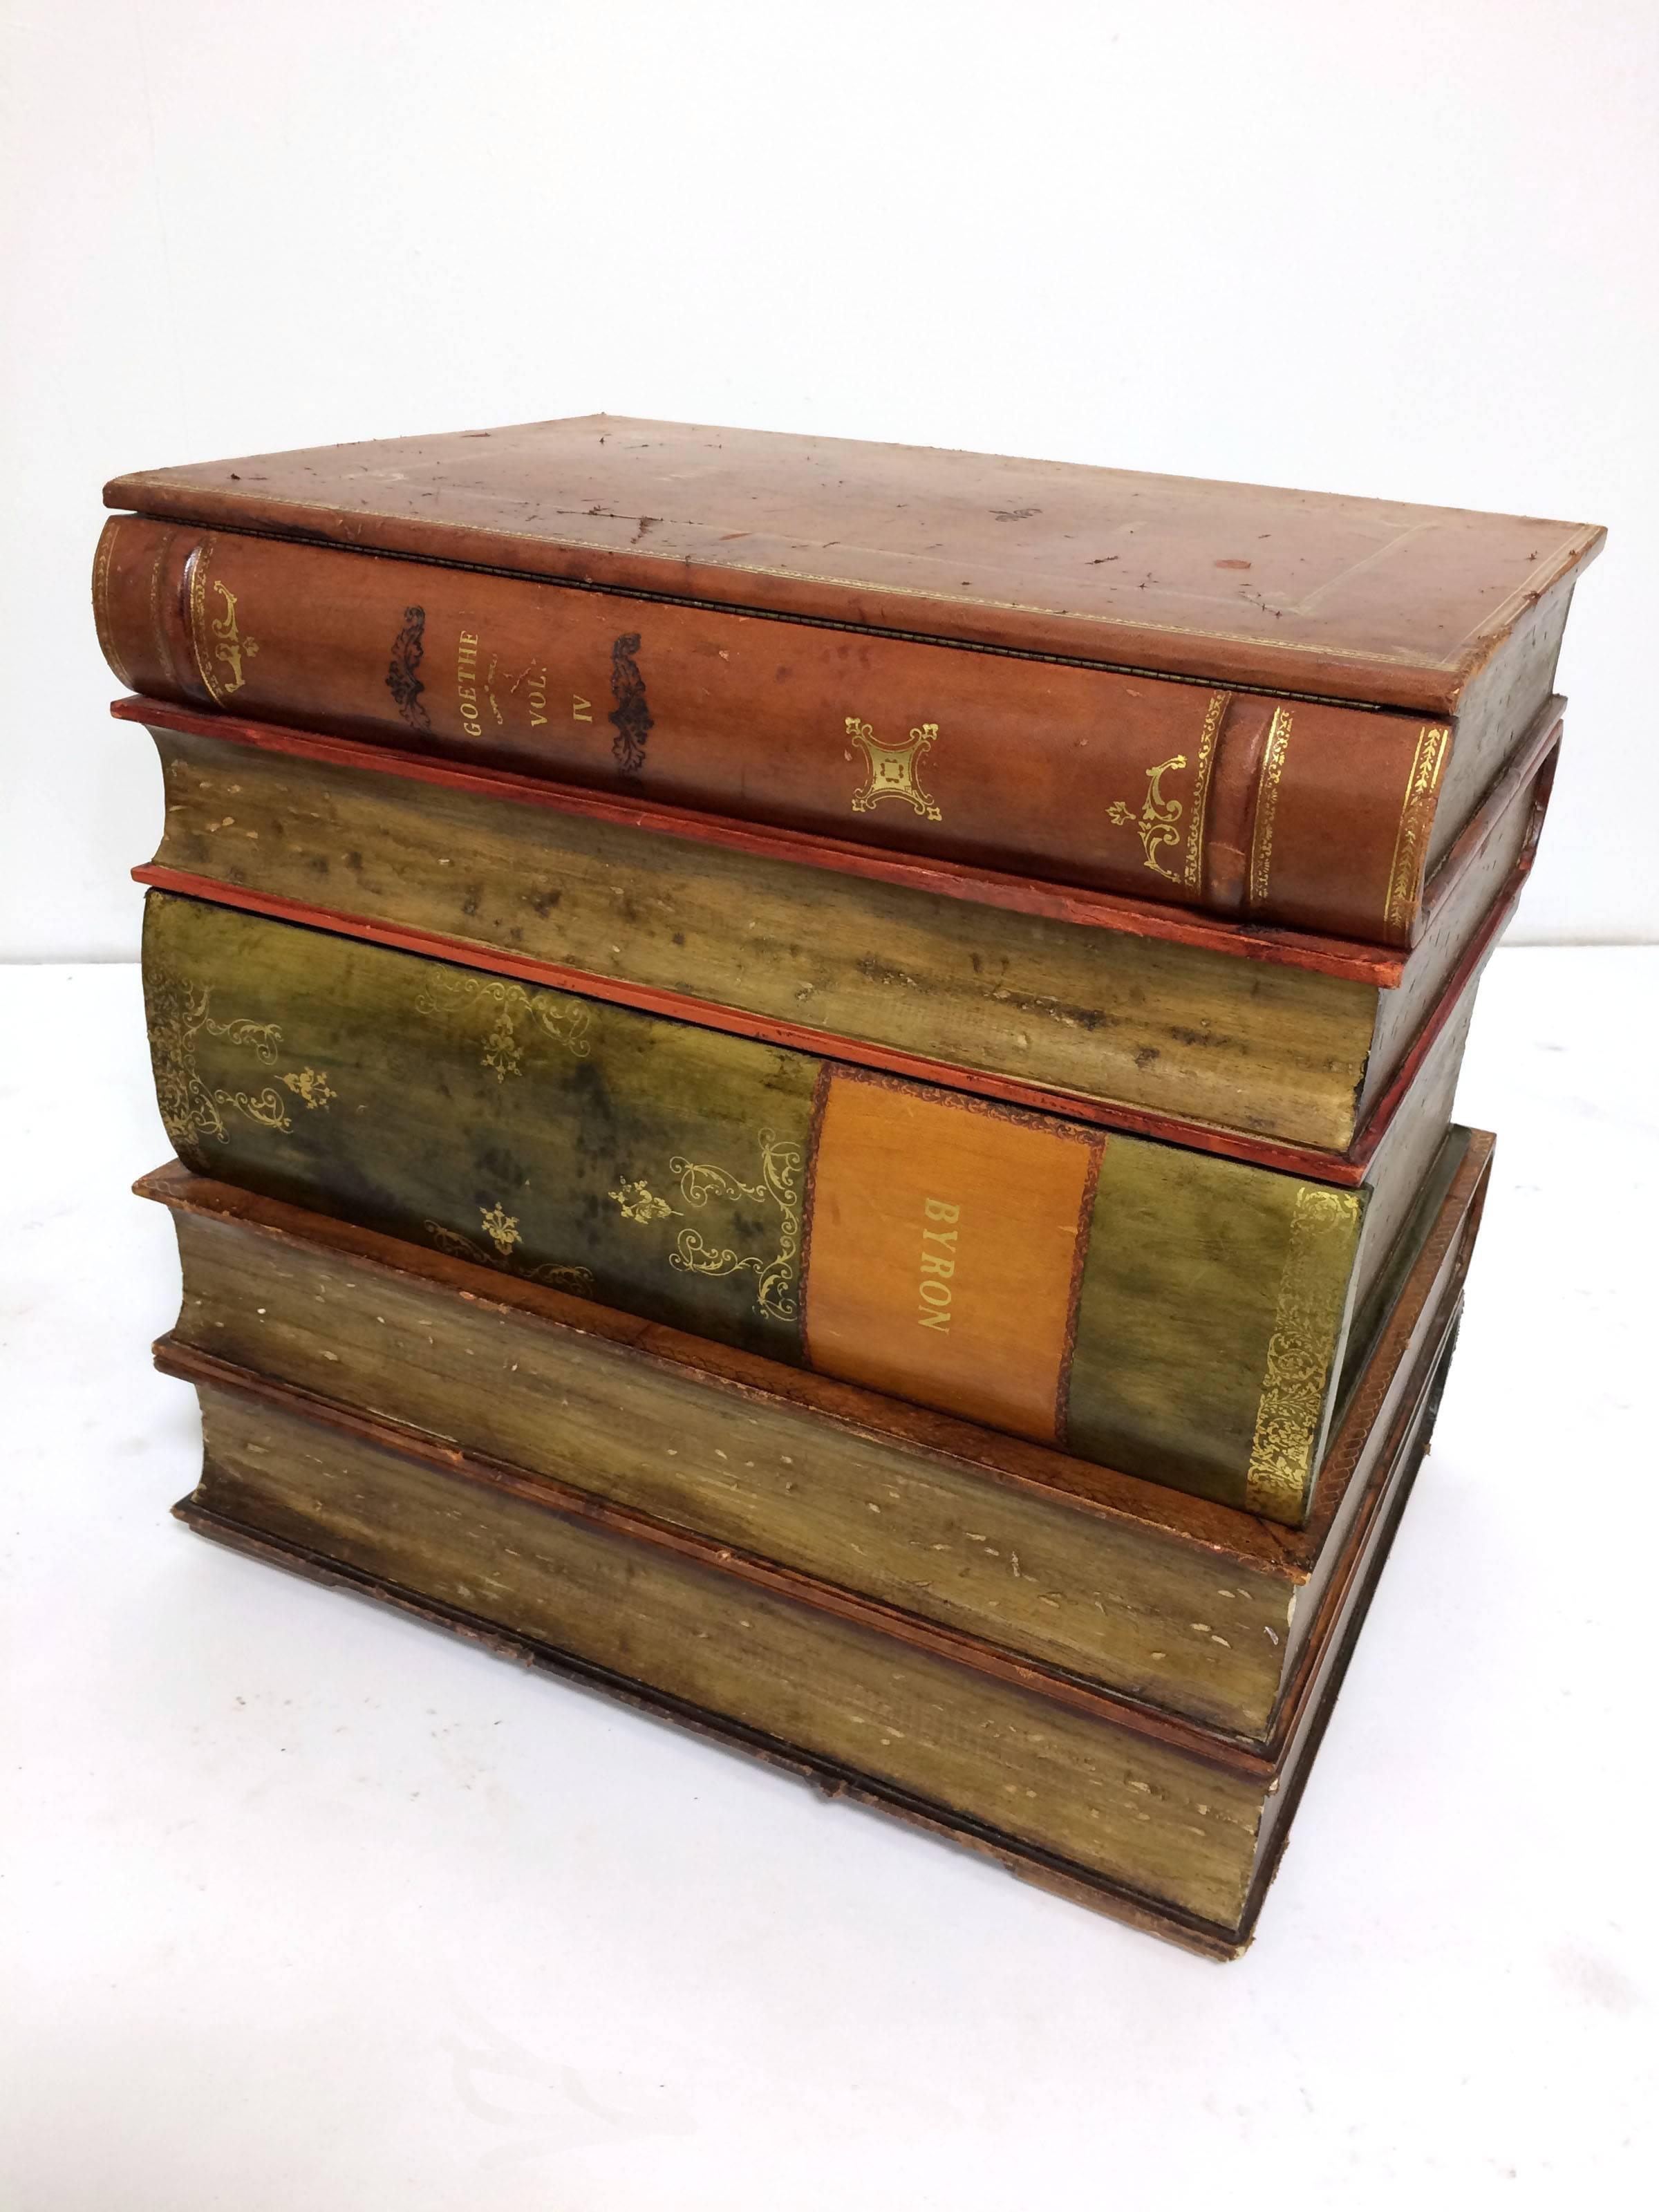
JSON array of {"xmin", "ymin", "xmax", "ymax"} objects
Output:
[
  {"xmin": 187, "ymin": 550, "xmax": 263, "ymax": 706},
  {"xmin": 280, "ymin": 1068, "xmax": 336, "ymax": 1110},
  {"xmin": 1099, "ymin": 694, "xmax": 1228, "ymax": 890},
  {"xmin": 847, "ymin": 718, "xmax": 942, "ymax": 822},
  {"xmin": 609, "ymin": 1178, "xmax": 680, "ymax": 1225}
]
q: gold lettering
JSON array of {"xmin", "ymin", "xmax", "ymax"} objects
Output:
[
  {"xmin": 917, "ymin": 1197, "xmax": 959, "ymax": 1329},
  {"xmin": 924, "ymin": 1194, "xmax": 959, "ymax": 1327},
  {"xmin": 572, "ymin": 694, "xmax": 593, "ymax": 722},
  {"xmin": 457, "ymin": 631, "xmax": 484, "ymax": 738}
]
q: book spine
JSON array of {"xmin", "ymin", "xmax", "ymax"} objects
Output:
[
  {"xmin": 97, "ymin": 512, "xmax": 1451, "ymax": 946},
  {"xmin": 178, "ymin": 1379, "xmax": 1271, "ymax": 1938},
  {"xmin": 142, "ymin": 888, "xmax": 1365, "ymax": 1524}
]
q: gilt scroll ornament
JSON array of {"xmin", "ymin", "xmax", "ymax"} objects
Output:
[
  {"xmin": 205, "ymin": 581, "xmax": 259, "ymax": 698},
  {"xmin": 146, "ymin": 971, "xmax": 332, "ymax": 1163},
  {"xmin": 1103, "ymin": 694, "xmax": 1227, "ymax": 889},
  {"xmin": 413, "ymin": 971, "xmax": 592, "ymax": 1081},
  {"xmin": 610, "ymin": 1131, "xmax": 803, "ymax": 1322},
  {"xmin": 1381, "ymin": 724, "xmax": 1450, "ymax": 937},
  {"xmin": 384, "ymin": 606, "xmax": 431, "ymax": 733}
]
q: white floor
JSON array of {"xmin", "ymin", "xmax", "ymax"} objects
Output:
[{"xmin": 3, "ymin": 949, "xmax": 1656, "ymax": 2211}]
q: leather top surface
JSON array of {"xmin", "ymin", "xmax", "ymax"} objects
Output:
[{"xmin": 106, "ymin": 416, "xmax": 1604, "ymax": 709}]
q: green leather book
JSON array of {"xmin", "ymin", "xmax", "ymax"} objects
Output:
[{"xmin": 144, "ymin": 888, "xmax": 1472, "ymax": 1523}]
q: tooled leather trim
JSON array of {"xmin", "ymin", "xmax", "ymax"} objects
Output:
[
  {"xmin": 1246, "ymin": 708, "xmax": 1294, "ymax": 911},
  {"xmin": 158, "ymin": 533, "xmax": 212, "ymax": 704},
  {"xmin": 1180, "ymin": 691, "xmax": 1228, "ymax": 890},
  {"xmin": 1381, "ymin": 725, "xmax": 1451, "ymax": 939},
  {"xmin": 91, "ymin": 519, "xmax": 135, "ymax": 688}
]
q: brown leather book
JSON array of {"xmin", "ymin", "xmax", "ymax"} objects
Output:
[
  {"xmin": 146, "ymin": 1126, "xmax": 1488, "ymax": 1956},
  {"xmin": 97, "ymin": 418, "xmax": 1604, "ymax": 947}
]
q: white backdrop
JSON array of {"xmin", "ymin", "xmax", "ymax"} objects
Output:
[
  {"xmin": 3, "ymin": 0, "xmax": 1655, "ymax": 963},
  {"xmin": 5, "ymin": 12, "xmax": 1658, "ymax": 2206}
]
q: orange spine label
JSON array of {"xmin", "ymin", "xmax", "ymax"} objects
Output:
[{"xmin": 802, "ymin": 1072, "xmax": 1101, "ymax": 1445}]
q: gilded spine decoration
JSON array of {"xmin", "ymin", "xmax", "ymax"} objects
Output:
[
  {"xmin": 422, "ymin": 1208, "xmax": 595, "ymax": 1296},
  {"xmin": 186, "ymin": 544, "xmax": 260, "ymax": 704},
  {"xmin": 145, "ymin": 969, "xmax": 331, "ymax": 1165},
  {"xmin": 91, "ymin": 521, "xmax": 134, "ymax": 690},
  {"xmin": 385, "ymin": 607, "xmax": 431, "ymax": 733},
  {"xmin": 847, "ymin": 719, "xmax": 944, "ymax": 821},
  {"xmin": 1244, "ymin": 1186, "xmax": 1358, "ymax": 1519},
  {"xmin": 610, "ymin": 1132, "xmax": 803, "ymax": 1322},
  {"xmin": 1246, "ymin": 708, "xmax": 1293, "ymax": 908},
  {"xmin": 1103, "ymin": 695, "xmax": 1225, "ymax": 889},
  {"xmin": 1181, "ymin": 691, "xmax": 1228, "ymax": 890},
  {"xmin": 413, "ymin": 971, "xmax": 592, "ymax": 1080},
  {"xmin": 1105, "ymin": 756, "xmax": 1188, "ymax": 879},
  {"xmin": 608, "ymin": 633, "xmax": 653, "ymax": 774},
  {"xmin": 1382, "ymin": 724, "xmax": 1450, "ymax": 938}
]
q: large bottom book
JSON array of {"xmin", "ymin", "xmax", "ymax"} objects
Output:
[{"xmin": 144, "ymin": 1134, "xmax": 1489, "ymax": 1956}]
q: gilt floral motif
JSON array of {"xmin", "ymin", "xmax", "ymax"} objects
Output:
[
  {"xmin": 1106, "ymin": 755, "xmax": 1188, "ymax": 881},
  {"xmin": 281, "ymin": 1069, "xmax": 337, "ymax": 1109},
  {"xmin": 422, "ymin": 1209, "xmax": 594, "ymax": 1297},
  {"xmin": 414, "ymin": 971, "xmax": 591, "ymax": 1080},
  {"xmin": 608, "ymin": 1178, "xmax": 681, "ymax": 1225}
]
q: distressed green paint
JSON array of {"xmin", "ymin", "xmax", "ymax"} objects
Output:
[
  {"xmin": 1068, "ymin": 1142, "xmax": 1356, "ymax": 1507},
  {"xmin": 142, "ymin": 890, "xmax": 1375, "ymax": 1517},
  {"xmin": 144, "ymin": 890, "xmax": 819, "ymax": 1366}
]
